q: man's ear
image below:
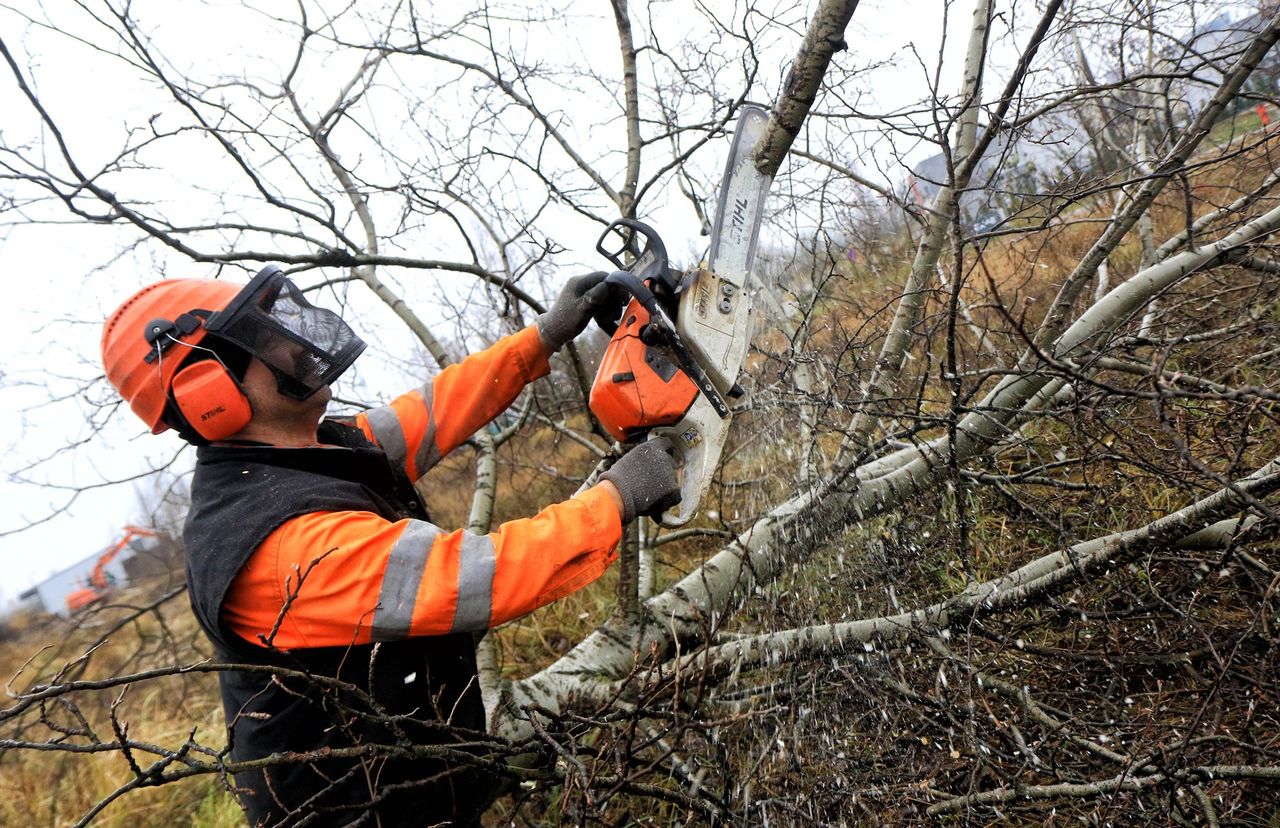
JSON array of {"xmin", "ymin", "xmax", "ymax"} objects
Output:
[{"xmin": 172, "ymin": 360, "xmax": 253, "ymax": 440}]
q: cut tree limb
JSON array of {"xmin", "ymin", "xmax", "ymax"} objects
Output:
[{"xmin": 753, "ymin": 0, "xmax": 861, "ymax": 179}]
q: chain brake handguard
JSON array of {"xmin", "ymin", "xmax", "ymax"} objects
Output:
[{"xmin": 595, "ymin": 218, "xmax": 680, "ymax": 303}]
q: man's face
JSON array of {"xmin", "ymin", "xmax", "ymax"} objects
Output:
[
  {"xmin": 250, "ymin": 333, "xmax": 331, "ymax": 398},
  {"xmin": 240, "ymin": 356, "xmax": 330, "ymax": 428}
]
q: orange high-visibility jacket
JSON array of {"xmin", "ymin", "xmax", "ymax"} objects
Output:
[{"xmin": 222, "ymin": 325, "xmax": 621, "ymax": 648}]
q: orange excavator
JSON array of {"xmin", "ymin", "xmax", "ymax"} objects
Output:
[{"xmin": 65, "ymin": 525, "xmax": 157, "ymax": 613}]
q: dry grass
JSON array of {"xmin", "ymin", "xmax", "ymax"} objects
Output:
[{"xmin": 0, "ymin": 587, "xmax": 241, "ymax": 827}]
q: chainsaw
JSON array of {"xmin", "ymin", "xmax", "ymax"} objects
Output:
[{"xmin": 589, "ymin": 104, "xmax": 772, "ymax": 527}]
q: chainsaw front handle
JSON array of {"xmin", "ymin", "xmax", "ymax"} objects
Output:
[
  {"xmin": 595, "ymin": 218, "xmax": 677, "ymax": 295},
  {"xmin": 602, "ymin": 270, "xmax": 663, "ymax": 319}
]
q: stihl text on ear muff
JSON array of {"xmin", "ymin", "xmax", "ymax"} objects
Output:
[{"xmin": 171, "ymin": 359, "xmax": 253, "ymax": 441}]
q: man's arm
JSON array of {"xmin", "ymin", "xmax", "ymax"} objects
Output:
[
  {"xmin": 354, "ymin": 325, "xmax": 550, "ymax": 481},
  {"xmin": 223, "ymin": 484, "xmax": 621, "ymax": 648},
  {"xmin": 353, "ymin": 270, "xmax": 623, "ymax": 480}
]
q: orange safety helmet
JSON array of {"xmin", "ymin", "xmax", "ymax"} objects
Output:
[
  {"xmin": 102, "ymin": 278, "xmax": 247, "ymax": 435},
  {"xmin": 104, "ymin": 268, "xmax": 368, "ymax": 441}
]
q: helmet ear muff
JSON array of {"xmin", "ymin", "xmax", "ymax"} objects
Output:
[{"xmin": 171, "ymin": 360, "xmax": 252, "ymax": 441}]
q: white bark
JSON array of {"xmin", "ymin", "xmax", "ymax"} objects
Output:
[
  {"xmin": 496, "ymin": 183, "xmax": 1280, "ymax": 737},
  {"xmin": 1134, "ymin": 125, "xmax": 1161, "ymax": 336},
  {"xmin": 609, "ymin": 0, "xmax": 643, "ymax": 216},
  {"xmin": 841, "ymin": 0, "xmax": 991, "ymax": 454},
  {"xmin": 636, "ymin": 471, "xmax": 1275, "ymax": 688},
  {"xmin": 637, "ymin": 520, "xmax": 655, "ymax": 601},
  {"xmin": 1152, "ymin": 169, "xmax": 1280, "ymax": 263}
]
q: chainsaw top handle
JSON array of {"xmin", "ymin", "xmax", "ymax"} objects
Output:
[{"xmin": 595, "ymin": 218, "xmax": 679, "ymax": 298}]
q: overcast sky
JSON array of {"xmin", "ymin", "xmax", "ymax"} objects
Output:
[{"xmin": 0, "ymin": 0, "xmax": 1143, "ymax": 604}]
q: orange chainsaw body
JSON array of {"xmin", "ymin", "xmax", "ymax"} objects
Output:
[{"xmin": 590, "ymin": 297, "xmax": 699, "ymax": 442}]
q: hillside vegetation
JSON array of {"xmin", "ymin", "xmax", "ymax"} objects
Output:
[{"xmin": 5, "ymin": 122, "xmax": 1279, "ymax": 824}]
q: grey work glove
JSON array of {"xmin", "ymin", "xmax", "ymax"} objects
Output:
[
  {"xmin": 536, "ymin": 271, "xmax": 626, "ymax": 351},
  {"xmin": 600, "ymin": 437, "xmax": 682, "ymax": 523}
]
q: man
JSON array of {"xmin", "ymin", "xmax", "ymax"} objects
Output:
[{"xmin": 100, "ymin": 266, "xmax": 679, "ymax": 826}]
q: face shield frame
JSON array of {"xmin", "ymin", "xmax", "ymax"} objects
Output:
[{"xmin": 204, "ymin": 266, "xmax": 367, "ymax": 400}]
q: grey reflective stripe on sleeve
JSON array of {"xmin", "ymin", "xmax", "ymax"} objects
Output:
[
  {"xmin": 365, "ymin": 406, "xmax": 407, "ymax": 470},
  {"xmin": 450, "ymin": 533, "xmax": 496, "ymax": 632},
  {"xmin": 412, "ymin": 382, "xmax": 442, "ymax": 475},
  {"xmin": 371, "ymin": 521, "xmax": 440, "ymax": 641}
]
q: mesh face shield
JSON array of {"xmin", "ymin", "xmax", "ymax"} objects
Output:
[{"xmin": 205, "ymin": 266, "xmax": 366, "ymax": 399}]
